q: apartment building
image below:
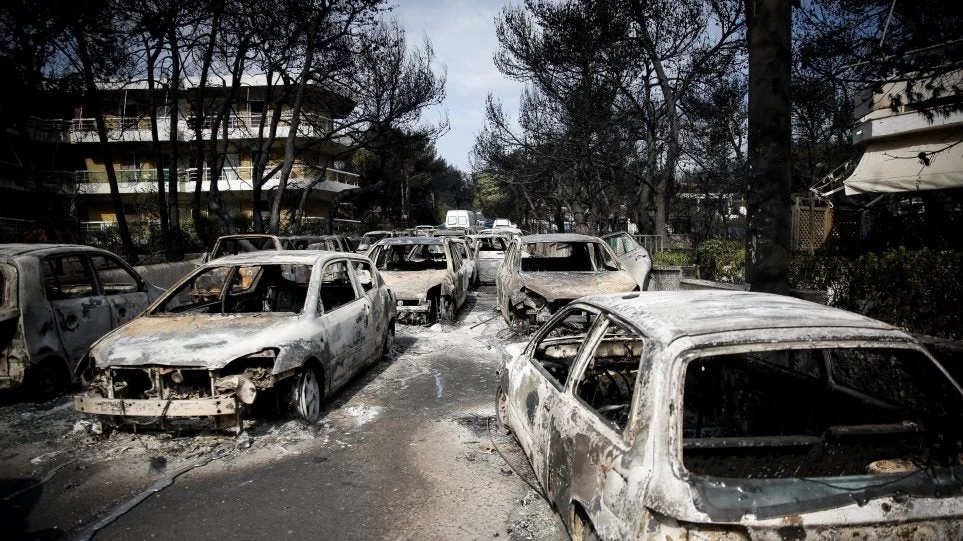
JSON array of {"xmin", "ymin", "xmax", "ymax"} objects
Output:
[{"xmin": 8, "ymin": 75, "xmax": 361, "ymax": 234}]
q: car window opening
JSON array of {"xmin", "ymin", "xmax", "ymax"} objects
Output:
[
  {"xmin": 681, "ymin": 347, "xmax": 963, "ymax": 480},
  {"xmin": 374, "ymin": 245, "xmax": 447, "ymax": 272},
  {"xmin": 575, "ymin": 335, "xmax": 644, "ymax": 432},
  {"xmin": 157, "ymin": 264, "xmax": 310, "ymax": 315}
]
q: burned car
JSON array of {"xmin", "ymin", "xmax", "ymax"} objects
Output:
[
  {"xmin": 602, "ymin": 231, "xmax": 652, "ymax": 290},
  {"xmin": 205, "ymin": 234, "xmax": 283, "ymax": 262},
  {"xmin": 367, "ymin": 237, "xmax": 469, "ymax": 324},
  {"xmin": 1, "ymin": 244, "xmax": 163, "ymax": 398},
  {"xmin": 468, "ymin": 234, "xmax": 510, "ymax": 285},
  {"xmin": 496, "ymin": 291, "xmax": 963, "ymax": 540},
  {"xmin": 75, "ymin": 251, "xmax": 396, "ymax": 430},
  {"xmin": 495, "ymin": 234, "xmax": 638, "ymax": 332}
]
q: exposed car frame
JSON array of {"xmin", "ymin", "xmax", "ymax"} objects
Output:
[
  {"xmin": 74, "ymin": 250, "xmax": 396, "ymax": 431},
  {"xmin": 497, "ymin": 290, "xmax": 963, "ymax": 540}
]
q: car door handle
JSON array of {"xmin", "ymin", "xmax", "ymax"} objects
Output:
[{"xmin": 82, "ymin": 299, "xmax": 103, "ymax": 309}]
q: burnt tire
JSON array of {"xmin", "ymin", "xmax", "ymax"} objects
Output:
[
  {"xmin": 438, "ymin": 295, "xmax": 455, "ymax": 323},
  {"xmin": 381, "ymin": 323, "xmax": 396, "ymax": 362},
  {"xmin": 495, "ymin": 386, "xmax": 511, "ymax": 433},
  {"xmin": 23, "ymin": 360, "xmax": 69, "ymax": 402},
  {"xmin": 292, "ymin": 367, "xmax": 322, "ymax": 423},
  {"xmin": 572, "ymin": 509, "xmax": 602, "ymax": 541}
]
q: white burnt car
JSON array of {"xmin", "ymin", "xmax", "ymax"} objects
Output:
[
  {"xmin": 75, "ymin": 251, "xmax": 395, "ymax": 430},
  {"xmin": 496, "ymin": 291, "xmax": 963, "ymax": 540},
  {"xmin": 468, "ymin": 233, "xmax": 510, "ymax": 285},
  {"xmin": 496, "ymin": 234, "xmax": 638, "ymax": 332},
  {"xmin": 367, "ymin": 237, "xmax": 469, "ymax": 324},
  {"xmin": 1, "ymin": 244, "xmax": 163, "ymax": 398}
]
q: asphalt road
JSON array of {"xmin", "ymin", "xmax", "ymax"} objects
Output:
[{"xmin": 1, "ymin": 287, "xmax": 565, "ymax": 541}]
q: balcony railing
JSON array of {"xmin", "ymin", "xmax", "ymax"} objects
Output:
[
  {"xmin": 60, "ymin": 111, "xmax": 338, "ymax": 140},
  {"xmin": 70, "ymin": 165, "xmax": 360, "ymax": 187}
]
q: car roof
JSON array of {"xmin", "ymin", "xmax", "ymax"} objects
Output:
[
  {"xmin": 377, "ymin": 236, "xmax": 443, "ymax": 245},
  {"xmin": 0, "ymin": 243, "xmax": 110, "ymax": 257},
  {"xmin": 201, "ymin": 250, "xmax": 363, "ymax": 266},
  {"xmin": 520, "ymin": 233, "xmax": 602, "ymax": 243},
  {"xmin": 577, "ymin": 290, "xmax": 903, "ymax": 345}
]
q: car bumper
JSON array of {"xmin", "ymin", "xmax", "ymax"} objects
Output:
[{"xmin": 74, "ymin": 395, "xmax": 238, "ymax": 418}]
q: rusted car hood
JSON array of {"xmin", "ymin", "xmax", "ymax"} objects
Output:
[
  {"xmin": 90, "ymin": 315, "xmax": 294, "ymax": 368},
  {"xmin": 380, "ymin": 270, "xmax": 448, "ymax": 300},
  {"xmin": 522, "ymin": 271, "xmax": 637, "ymax": 302}
]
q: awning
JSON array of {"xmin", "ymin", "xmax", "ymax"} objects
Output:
[{"xmin": 843, "ymin": 130, "xmax": 963, "ymax": 195}]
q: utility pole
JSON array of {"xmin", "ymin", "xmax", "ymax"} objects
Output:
[{"xmin": 744, "ymin": 0, "xmax": 792, "ymax": 295}]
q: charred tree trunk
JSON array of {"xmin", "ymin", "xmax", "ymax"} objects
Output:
[
  {"xmin": 744, "ymin": 0, "xmax": 792, "ymax": 294},
  {"xmin": 144, "ymin": 39, "xmax": 171, "ymax": 257},
  {"xmin": 166, "ymin": 26, "xmax": 183, "ymax": 260},
  {"xmin": 72, "ymin": 22, "xmax": 137, "ymax": 263}
]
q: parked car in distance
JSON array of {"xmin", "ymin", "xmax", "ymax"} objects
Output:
[
  {"xmin": 304, "ymin": 234, "xmax": 353, "ymax": 252},
  {"xmin": 496, "ymin": 290, "xmax": 963, "ymax": 541},
  {"xmin": 0, "ymin": 244, "xmax": 164, "ymax": 398},
  {"xmin": 602, "ymin": 231, "xmax": 652, "ymax": 290},
  {"xmin": 413, "ymin": 225, "xmax": 437, "ymax": 237},
  {"xmin": 496, "ymin": 234, "xmax": 638, "ymax": 332},
  {"xmin": 75, "ymin": 250, "xmax": 396, "ymax": 431},
  {"xmin": 206, "ymin": 234, "xmax": 283, "ymax": 262},
  {"xmin": 356, "ymin": 230, "xmax": 394, "ymax": 253},
  {"xmin": 467, "ymin": 234, "xmax": 510, "ymax": 285},
  {"xmin": 366, "ymin": 237, "xmax": 469, "ymax": 324}
]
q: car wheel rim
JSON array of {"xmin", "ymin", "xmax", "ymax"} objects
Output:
[
  {"xmin": 298, "ymin": 370, "xmax": 320, "ymax": 422},
  {"xmin": 496, "ymin": 387, "xmax": 510, "ymax": 430},
  {"xmin": 382, "ymin": 327, "xmax": 395, "ymax": 361}
]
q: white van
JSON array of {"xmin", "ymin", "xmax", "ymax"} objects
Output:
[{"xmin": 445, "ymin": 210, "xmax": 476, "ymax": 230}]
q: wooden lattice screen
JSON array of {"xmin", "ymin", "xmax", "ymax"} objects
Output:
[{"xmin": 791, "ymin": 196, "xmax": 833, "ymax": 252}]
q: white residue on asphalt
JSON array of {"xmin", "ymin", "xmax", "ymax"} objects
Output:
[{"xmin": 433, "ymin": 370, "xmax": 444, "ymax": 398}]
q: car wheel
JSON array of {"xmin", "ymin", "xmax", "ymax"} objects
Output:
[
  {"xmin": 381, "ymin": 323, "xmax": 396, "ymax": 362},
  {"xmin": 24, "ymin": 360, "xmax": 69, "ymax": 401},
  {"xmin": 642, "ymin": 271, "xmax": 652, "ymax": 291},
  {"xmin": 572, "ymin": 509, "xmax": 602, "ymax": 541},
  {"xmin": 495, "ymin": 386, "xmax": 511, "ymax": 432},
  {"xmin": 292, "ymin": 367, "xmax": 322, "ymax": 423},
  {"xmin": 439, "ymin": 295, "xmax": 455, "ymax": 323}
]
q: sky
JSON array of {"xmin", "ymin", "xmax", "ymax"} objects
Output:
[{"xmin": 390, "ymin": 0, "xmax": 525, "ymax": 172}]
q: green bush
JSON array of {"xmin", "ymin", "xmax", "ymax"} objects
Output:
[
  {"xmin": 652, "ymin": 250, "xmax": 692, "ymax": 266},
  {"xmin": 695, "ymin": 240, "xmax": 745, "ymax": 283},
  {"xmin": 791, "ymin": 248, "xmax": 963, "ymax": 339}
]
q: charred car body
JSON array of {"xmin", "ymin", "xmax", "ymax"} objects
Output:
[
  {"xmin": 495, "ymin": 234, "xmax": 638, "ymax": 332},
  {"xmin": 467, "ymin": 234, "xmax": 510, "ymax": 285},
  {"xmin": 367, "ymin": 237, "xmax": 469, "ymax": 325},
  {"xmin": 1, "ymin": 244, "xmax": 163, "ymax": 398},
  {"xmin": 496, "ymin": 290, "xmax": 963, "ymax": 540},
  {"xmin": 602, "ymin": 231, "xmax": 652, "ymax": 290},
  {"xmin": 75, "ymin": 251, "xmax": 396, "ymax": 430}
]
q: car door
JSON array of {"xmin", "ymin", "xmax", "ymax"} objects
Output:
[
  {"xmin": 547, "ymin": 314, "xmax": 649, "ymax": 537},
  {"xmin": 42, "ymin": 253, "xmax": 113, "ymax": 363},
  {"xmin": 443, "ymin": 240, "xmax": 468, "ymax": 307},
  {"xmin": 507, "ymin": 305, "xmax": 601, "ymax": 485},
  {"xmin": 496, "ymin": 240, "xmax": 519, "ymax": 315},
  {"xmin": 315, "ymin": 258, "xmax": 366, "ymax": 390},
  {"xmin": 89, "ymin": 253, "xmax": 153, "ymax": 327},
  {"xmin": 347, "ymin": 258, "xmax": 380, "ymax": 363}
]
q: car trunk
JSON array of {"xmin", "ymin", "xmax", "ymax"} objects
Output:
[{"xmin": 680, "ymin": 345, "xmax": 963, "ymax": 522}]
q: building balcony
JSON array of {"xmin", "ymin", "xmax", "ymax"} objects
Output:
[
  {"xmin": 70, "ymin": 166, "xmax": 360, "ymax": 196},
  {"xmin": 36, "ymin": 112, "xmax": 347, "ymax": 144}
]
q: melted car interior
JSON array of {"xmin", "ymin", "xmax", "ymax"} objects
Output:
[
  {"xmin": 158, "ymin": 264, "xmax": 311, "ymax": 314},
  {"xmin": 682, "ymin": 347, "xmax": 963, "ymax": 479},
  {"xmin": 373, "ymin": 245, "xmax": 447, "ymax": 271}
]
